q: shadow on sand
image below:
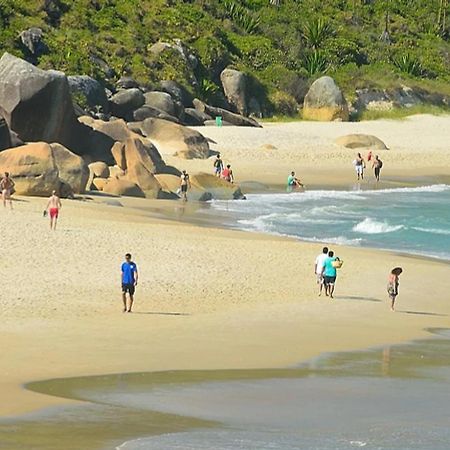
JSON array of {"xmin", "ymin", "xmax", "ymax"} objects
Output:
[
  {"xmin": 398, "ymin": 310, "xmax": 447, "ymax": 317},
  {"xmin": 335, "ymin": 295, "xmax": 382, "ymax": 303},
  {"xmin": 133, "ymin": 311, "xmax": 190, "ymax": 316}
]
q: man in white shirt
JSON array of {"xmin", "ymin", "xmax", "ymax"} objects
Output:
[{"xmin": 314, "ymin": 247, "xmax": 329, "ymax": 296}]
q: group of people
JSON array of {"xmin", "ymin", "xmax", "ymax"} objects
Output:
[
  {"xmin": 314, "ymin": 246, "xmax": 402, "ymax": 310},
  {"xmin": 214, "ymin": 154, "xmax": 234, "ymax": 183},
  {"xmin": 353, "ymin": 151, "xmax": 383, "ymax": 182},
  {"xmin": 314, "ymin": 247, "xmax": 342, "ymax": 299}
]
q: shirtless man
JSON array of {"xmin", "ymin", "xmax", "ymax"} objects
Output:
[
  {"xmin": 179, "ymin": 170, "xmax": 191, "ymax": 202},
  {"xmin": 46, "ymin": 190, "xmax": 62, "ymax": 230},
  {"xmin": 1, "ymin": 172, "xmax": 15, "ymax": 209}
]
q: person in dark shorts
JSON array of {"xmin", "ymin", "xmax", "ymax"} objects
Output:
[
  {"xmin": 180, "ymin": 170, "xmax": 191, "ymax": 202},
  {"xmin": 214, "ymin": 154, "xmax": 224, "ymax": 177},
  {"xmin": 373, "ymin": 155, "xmax": 383, "ymax": 182},
  {"xmin": 387, "ymin": 267, "xmax": 402, "ymax": 311},
  {"xmin": 322, "ymin": 250, "xmax": 340, "ymax": 299},
  {"xmin": 121, "ymin": 253, "xmax": 138, "ymax": 313}
]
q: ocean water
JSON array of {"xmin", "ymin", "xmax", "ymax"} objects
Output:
[{"xmin": 212, "ymin": 185, "xmax": 450, "ymax": 260}]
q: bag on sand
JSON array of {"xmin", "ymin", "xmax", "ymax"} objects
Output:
[{"xmin": 332, "ymin": 260, "xmax": 344, "ymax": 269}]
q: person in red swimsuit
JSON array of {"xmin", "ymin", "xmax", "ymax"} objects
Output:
[{"xmin": 46, "ymin": 190, "xmax": 62, "ymax": 230}]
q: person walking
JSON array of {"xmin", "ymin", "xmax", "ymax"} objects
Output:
[
  {"xmin": 46, "ymin": 190, "xmax": 62, "ymax": 230},
  {"xmin": 121, "ymin": 253, "xmax": 139, "ymax": 313},
  {"xmin": 387, "ymin": 267, "xmax": 402, "ymax": 311},
  {"xmin": 179, "ymin": 170, "xmax": 191, "ymax": 202},
  {"xmin": 322, "ymin": 250, "xmax": 340, "ymax": 299},
  {"xmin": 373, "ymin": 155, "xmax": 383, "ymax": 182},
  {"xmin": 214, "ymin": 154, "xmax": 224, "ymax": 177},
  {"xmin": 222, "ymin": 164, "xmax": 234, "ymax": 183},
  {"xmin": 1, "ymin": 172, "xmax": 15, "ymax": 209},
  {"xmin": 353, "ymin": 153, "xmax": 365, "ymax": 181},
  {"xmin": 314, "ymin": 246, "xmax": 329, "ymax": 296}
]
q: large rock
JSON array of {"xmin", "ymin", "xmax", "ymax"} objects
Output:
[
  {"xmin": 183, "ymin": 108, "xmax": 211, "ymax": 126},
  {"xmin": 116, "ymin": 76, "xmax": 139, "ymax": 90},
  {"xmin": 193, "ymin": 99, "xmax": 261, "ymax": 128},
  {"xmin": 303, "ymin": 76, "xmax": 349, "ymax": 121},
  {"xmin": 335, "ymin": 134, "xmax": 388, "ymax": 150},
  {"xmin": 19, "ymin": 28, "xmax": 47, "ymax": 58},
  {"xmin": 160, "ymin": 80, "xmax": 194, "ymax": 107},
  {"xmin": 133, "ymin": 118, "xmax": 210, "ymax": 159},
  {"xmin": 0, "ymin": 142, "xmax": 88, "ymax": 196},
  {"xmin": 0, "ymin": 117, "xmax": 12, "ymax": 151},
  {"xmin": 103, "ymin": 177, "xmax": 145, "ymax": 198},
  {"xmin": 144, "ymin": 91, "xmax": 176, "ymax": 116},
  {"xmin": 220, "ymin": 69, "xmax": 247, "ymax": 116},
  {"xmin": 155, "ymin": 173, "xmax": 243, "ymax": 201},
  {"xmin": 133, "ymin": 105, "xmax": 180, "ymax": 123},
  {"xmin": 111, "ymin": 138, "xmax": 164, "ymax": 198},
  {"xmin": 68, "ymin": 75, "xmax": 109, "ymax": 113},
  {"xmin": 109, "ymin": 88, "xmax": 145, "ymax": 119},
  {"xmin": 50, "ymin": 143, "xmax": 90, "ymax": 194},
  {"xmin": 0, "ymin": 53, "xmax": 79, "ymax": 146},
  {"xmin": 89, "ymin": 161, "xmax": 110, "ymax": 178}
]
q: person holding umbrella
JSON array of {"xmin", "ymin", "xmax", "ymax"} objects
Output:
[{"xmin": 388, "ymin": 267, "xmax": 403, "ymax": 311}]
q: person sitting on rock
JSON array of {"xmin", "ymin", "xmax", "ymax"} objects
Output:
[{"xmin": 222, "ymin": 164, "xmax": 234, "ymax": 183}]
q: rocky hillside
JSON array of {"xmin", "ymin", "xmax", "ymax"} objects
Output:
[{"xmin": 1, "ymin": 0, "xmax": 450, "ymax": 117}]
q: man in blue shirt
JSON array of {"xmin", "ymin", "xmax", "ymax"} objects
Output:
[
  {"xmin": 322, "ymin": 250, "xmax": 338, "ymax": 299},
  {"xmin": 121, "ymin": 253, "xmax": 138, "ymax": 313}
]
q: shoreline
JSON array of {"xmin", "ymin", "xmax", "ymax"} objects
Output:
[{"xmin": 1, "ymin": 191, "xmax": 450, "ymax": 421}]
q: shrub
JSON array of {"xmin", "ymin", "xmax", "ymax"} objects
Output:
[
  {"xmin": 303, "ymin": 51, "xmax": 329, "ymax": 76},
  {"xmin": 392, "ymin": 54, "xmax": 423, "ymax": 77},
  {"xmin": 269, "ymin": 90, "xmax": 298, "ymax": 116},
  {"xmin": 302, "ymin": 17, "xmax": 333, "ymax": 49},
  {"xmin": 223, "ymin": 0, "xmax": 261, "ymax": 34}
]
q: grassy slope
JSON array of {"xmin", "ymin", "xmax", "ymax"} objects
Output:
[{"xmin": 0, "ymin": 0, "xmax": 449, "ymax": 116}]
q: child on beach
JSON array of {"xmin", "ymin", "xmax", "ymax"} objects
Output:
[
  {"xmin": 214, "ymin": 154, "xmax": 224, "ymax": 177},
  {"xmin": 388, "ymin": 267, "xmax": 402, "ymax": 311},
  {"xmin": 222, "ymin": 164, "xmax": 234, "ymax": 183}
]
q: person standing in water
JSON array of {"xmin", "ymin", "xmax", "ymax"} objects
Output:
[
  {"xmin": 46, "ymin": 190, "xmax": 62, "ymax": 230},
  {"xmin": 1, "ymin": 172, "xmax": 15, "ymax": 209},
  {"xmin": 179, "ymin": 170, "xmax": 191, "ymax": 202},
  {"xmin": 222, "ymin": 164, "xmax": 234, "ymax": 183},
  {"xmin": 121, "ymin": 253, "xmax": 139, "ymax": 313},
  {"xmin": 353, "ymin": 153, "xmax": 365, "ymax": 181},
  {"xmin": 287, "ymin": 171, "xmax": 304, "ymax": 192},
  {"xmin": 214, "ymin": 154, "xmax": 224, "ymax": 177},
  {"xmin": 314, "ymin": 246, "xmax": 329, "ymax": 296},
  {"xmin": 387, "ymin": 267, "xmax": 402, "ymax": 311},
  {"xmin": 373, "ymin": 155, "xmax": 383, "ymax": 182}
]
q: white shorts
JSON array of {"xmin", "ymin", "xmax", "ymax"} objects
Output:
[
  {"xmin": 355, "ymin": 165, "xmax": 364, "ymax": 175},
  {"xmin": 316, "ymin": 273, "xmax": 324, "ymax": 284}
]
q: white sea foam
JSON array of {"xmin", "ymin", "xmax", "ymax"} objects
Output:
[
  {"xmin": 352, "ymin": 218, "xmax": 404, "ymax": 234},
  {"xmin": 412, "ymin": 227, "xmax": 450, "ymax": 236}
]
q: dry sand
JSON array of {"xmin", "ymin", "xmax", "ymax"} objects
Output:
[
  {"xmin": 166, "ymin": 114, "xmax": 450, "ymax": 187},
  {"xmin": 1, "ymin": 114, "xmax": 450, "ymax": 419}
]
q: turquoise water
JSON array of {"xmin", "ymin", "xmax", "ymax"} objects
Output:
[{"xmin": 212, "ymin": 185, "xmax": 450, "ymax": 260}]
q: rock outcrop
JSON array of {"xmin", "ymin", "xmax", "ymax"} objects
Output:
[
  {"xmin": 109, "ymin": 88, "xmax": 145, "ymax": 119},
  {"xmin": 193, "ymin": 99, "xmax": 261, "ymax": 127},
  {"xmin": 143, "ymin": 91, "xmax": 176, "ymax": 116},
  {"xmin": 68, "ymin": 75, "xmax": 109, "ymax": 113},
  {"xmin": 133, "ymin": 118, "xmax": 211, "ymax": 159},
  {"xmin": 335, "ymin": 134, "xmax": 388, "ymax": 150},
  {"xmin": 220, "ymin": 68, "xmax": 247, "ymax": 116},
  {"xmin": 0, "ymin": 53, "xmax": 79, "ymax": 146},
  {"xmin": 0, "ymin": 117, "xmax": 12, "ymax": 151},
  {"xmin": 303, "ymin": 76, "xmax": 349, "ymax": 121},
  {"xmin": 102, "ymin": 177, "xmax": 145, "ymax": 197},
  {"xmin": 19, "ymin": 28, "xmax": 47, "ymax": 59},
  {"xmin": 0, "ymin": 142, "xmax": 88, "ymax": 196}
]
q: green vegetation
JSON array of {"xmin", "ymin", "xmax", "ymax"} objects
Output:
[{"xmin": 0, "ymin": 0, "xmax": 449, "ymax": 117}]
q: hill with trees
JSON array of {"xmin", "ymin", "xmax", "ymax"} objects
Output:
[{"xmin": 1, "ymin": 0, "xmax": 449, "ymax": 117}]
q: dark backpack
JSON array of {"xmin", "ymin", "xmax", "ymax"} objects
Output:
[{"xmin": 378, "ymin": 160, "xmax": 383, "ymax": 169}]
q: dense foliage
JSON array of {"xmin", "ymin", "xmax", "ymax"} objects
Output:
[{"xmin": 1, "ymin": 0, "xmax": 449, "ymax": 115}]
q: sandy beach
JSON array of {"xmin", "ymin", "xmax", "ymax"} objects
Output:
[{"xmin": 1, "ymin": 115, "xmax": 450, "ymax": 439}]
